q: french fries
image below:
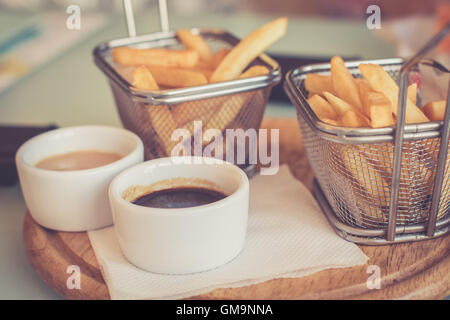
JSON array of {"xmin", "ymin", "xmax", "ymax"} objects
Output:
[
  {"xmin": 305, "ymin": 74, "xmax": 369, "ymax": 97},
  {"xmin": 306, "ymin": 58, "xmax": 434, "ymax": 128},
  {"xmin": 331, "ymin": 56, "xmax": 362, "ymax": 111},
  {"xmin": 354, "ymin": 78, "xmax": 370, "ymax": 87},
  {"xmin": 146, "ymin": 66, "xmax": 208, "ymax": 88},
  {"xmin": 407, "ymin": 83, "xmax": 417, "ymax": 105},
  {"xmin": 176, "ymin": 29, "xmax": 214, "ymax": 61},
  {"xmin": 239, "ymin": 65, "xmax": 270, "ymax": 78},
  {"xmin": 185, "ymin": 66, "xmax": 213, "ymax": 79},
  {"xmin": 304, "ymin": 74, "xmax": 335, "ymax": 96},
  {"xmin": 323, "ymin": 90, "xmax": 369, "ymax": 127},
  {"xmin": 115, "ymin": 18, "xmax": 288, "ymax": 158},
  {"xmin": 210, "ymin": 17, "xmax": 288, "ymax": 82},
  {"xmin": 112, "ymin": 47, "xmax": 199, "ymax": 68},
  {"xmin": 202, "ymin": 68, "xmax": 266, "ymax": 143},
  {"xmin": 360, "ymin": 90, "xmax": 394, "ymax": 128},
  {"xmin": 212, "ymin": 48, "xmax": 231, "ymax": 68},
  {"xmin": 422, "ymin": 100, "xmax": 446, "ymax": 121},
  {"xmin": 131, "ymin": 66, "xmax": 159, "ymax": 91},
  {"xmin": 171, "ymin": 98, "xmax": 224, "ymax": 126},
  {"xmin": 356, "ymin": 80, "xmax": 372, "ymax": 117},
  {"xmin": 340, "ymin": 110, "xmax": 370, "ymax": 127},
  {"xmin": 358, "ymin": 63, "xmax": 429, "ymax": 124},
  {"xmin": 307, "ymin": 94, "xmax": 338, "ymax": 120},
  {"xmin": 303, "ymin": 56, "xmax": 448, "ymax": 224},
  {"xmin": 147, "ymin": 105, "xmax": 180, "ymax": 155},
  {"xmin": 340, "ymin": 145, "xmax": 391, "ymax": 207},
  {"xmin": 322, "ymin": 91, "xmax": 355, "ymax": 116},
  {"xmin": 131, "ymin": 66, "xmax": 178, "ymax": 155},
  {"xmin": 203, "ymin": 92, "xmax": 254, "ymax": 143},
  {"xmin": 322, "ymin": 118, "xmax": 339, "ymax": 125}
]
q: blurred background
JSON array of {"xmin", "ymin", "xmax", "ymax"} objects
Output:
[{"xmin": 0, "ymin": 0, "xmax": 448, "ymax": 103}]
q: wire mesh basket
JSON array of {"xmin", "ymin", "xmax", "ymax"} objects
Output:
[
  {"xmin": 284, "ymin": 27, "xmax": 450, "ymax": 244},
  {"xmin": 93, "ymin": 2, "xmax": 280, "ymax": 173}
]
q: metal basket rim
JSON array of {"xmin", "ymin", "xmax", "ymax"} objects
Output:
[
  {"xmin": 93, "ymin": 28, "xmax": 281, "ymax": 105},
  {"xmin": 284, "ymin": 58, "xmax": 446, "ymax": 144}
]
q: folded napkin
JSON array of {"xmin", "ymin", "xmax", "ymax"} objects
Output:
[{"xmin": 88, "ymin": 165, "xmax": 368, "ymax": 300}]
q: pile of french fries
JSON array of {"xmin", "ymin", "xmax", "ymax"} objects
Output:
[
  {"xmin": 111, "ymin": 17, "xmax": 288, "ymax": 155},
  {"xmin": 305, "ymin": 56, "xmax": 447, "ymax": 128},
  {"xmin": 304, "ymin": 57, "xmax": 448, "ymax": 223}
]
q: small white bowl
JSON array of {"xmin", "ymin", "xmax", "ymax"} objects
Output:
[
  {"xmin": 109, "ymin": 156, "xmax": 249, "ymax": 274},
  {"xmin": 16, "ymin": 126, "xmax": 144, "ymax": 231}
]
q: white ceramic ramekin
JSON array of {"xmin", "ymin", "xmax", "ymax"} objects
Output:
[
  {"xmin": 16, "ymin": 126, "xmax": 144, "ymax": 231},
  {"xmin": 109, "ymin": 156, "xmax": 249, "ymax": 274}
]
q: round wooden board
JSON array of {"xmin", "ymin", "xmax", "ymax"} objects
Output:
[{"xmin": 23, "ymin": 118, "xmax": 450, "ymax": 300}]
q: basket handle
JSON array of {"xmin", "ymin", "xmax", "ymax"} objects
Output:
[
  {"xmin": 122, "ymin": 0, "xmax": 170, "ymax": 37},
  {"xmin": 387, "ymin": 23, "xmax": 450, "ymax": 241}
]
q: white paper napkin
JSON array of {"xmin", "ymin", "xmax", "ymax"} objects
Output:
[{"xmin": 88, "ymin": 165, "xmax": 368, "ymax": 300}]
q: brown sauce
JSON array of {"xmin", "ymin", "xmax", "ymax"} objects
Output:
[
  {"xmin": 132, "ymin": 187, "xmax": 227, "ymax": 208},
  {"xmin": 36, "ymin": 150, "xmax": 123, "ymax": 171}
]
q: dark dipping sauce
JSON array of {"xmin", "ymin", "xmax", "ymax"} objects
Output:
[{"xmin": 132, "ymin": 187, "xmax": 228, "ymax": 209}]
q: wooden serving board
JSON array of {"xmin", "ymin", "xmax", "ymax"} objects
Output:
[{"xmin": 23, "ymin": 118, "xmax": 450, "ymax": 300}]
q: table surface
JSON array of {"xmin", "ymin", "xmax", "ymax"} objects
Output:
[
  {"xmin": 22, "ymin": 118, "xmax": 450, "ymax": 300},
  {"xmin": 0, "ymin": 8, "xmax": 397, "ymax": 299}
]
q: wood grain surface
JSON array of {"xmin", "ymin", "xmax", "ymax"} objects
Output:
[{"xmin": 23, "ymin": 118, "xmax": 450, "ymax": 300}]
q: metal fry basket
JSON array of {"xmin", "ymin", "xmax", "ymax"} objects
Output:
[
  {"xmin": 284, "ymin": 25, "xmax": 450, "ymax": 244},
  {"xmin": 93, "ymin": 0, "xmax": 280, "ymax": 174}
]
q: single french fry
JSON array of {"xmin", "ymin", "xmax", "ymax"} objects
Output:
[
  {"xmin": 131, "ymin": 66, "xmax": 179, "ymax": 156},
  {"xmin": 407, "ymin": 83, "xmax": 417, "ymax": 105},
  {"xmin": 340, "ymin": 109, "xmax": 370, "ymax": 127},
  {"xmin": 239, "ymin": 65, "xmax": 270, "ymax": 78},
  {"xmin": 147, "ymin": 66, "xmax": 208, "ymax": 88},
  {"xmin": 368, "ymin": 99, "xmax": 395, "ymax": 129},
  {"xmin": 112, "ymin": 47, "xmax": 199, "ymax": 68},
  {"xmin": 171, "ymin": 97, "xmax": 225, "ymax": 126},
  {"xmin": 326, "ymin": 90, "xmax": 371, "ymax": 128},
  {"xmin": 212, "ymin": 48, "xmax": 231, "ymax": 68},
  {"xmin": 323, "ymin": 91, "xmax": 355, "ymax": 115},
  {"xmin": 354, "ymin": 78, "xmax": 370, "ymax": 87},
  {"xmin": 357, "ymin": 80, "xmax": 373, "ymax": 117},
  {"xmin": 307, "ymin": 94, "xmax": 338, "ymax": 120},
  {"xmin": 131, "ymin": 66, "xmax": 159, "ymax": 90},
  {"xmin": 304, "ymin": 74, "xmax": 335, "ymax": 96},
  {"xmin": 358, "ymin": 63, "xmax": 429, "ymax": 123},
  {"xmin": 359, "ymin": 86, "xmax": 394, "ymax": 128},
  {"xmin": 422, "ymin": 100, "xmax": 446, "ymax": 121},
  {"xmin": 204, "ymin": 65, "xmax": 270, "ymax": 140},
  {"xmin": 331, "ymin": 56, "xmax": 363, "ymax": 111},
  {"xmin": 176, "ymin": 29, "xmax": 213, "ymax": 61},
  {"xmin": 210, "ymin": 17, "xmax": 288, "ymax": 82},
  {"xmin": 321, "ymin": 118, "xmax": 339, "ymax": 125},
  {"xmin": 369, "ymin": 106, "xmax": 393, "ymax": 129}
]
